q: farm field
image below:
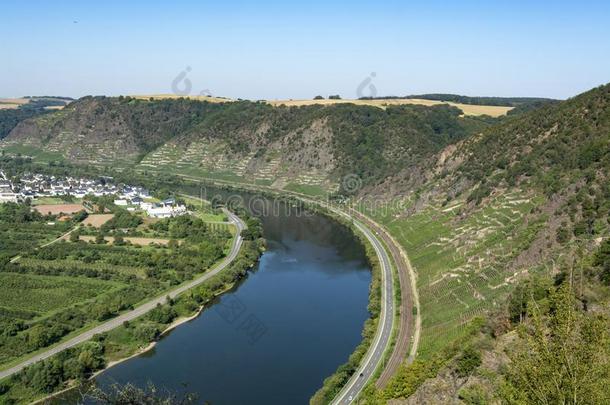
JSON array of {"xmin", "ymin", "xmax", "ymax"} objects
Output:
[
  {"xmin": 266, "ymin": 97, "xmax": 513, "ymax": 117},
  {"xmin": 31, "ymin": 197, "xmax": 75, "ymax": 206},
  {"xmin": 130, "ymin": 94, "xmax": 233, "ymax": 103},
  {"xmin": 81, "ymin": 213, "xmax": 114, "ymax": 228},
  {"xmin": 0, "ymin": 204, "xmax": 74, "ymax": 257},
  {"xmin": 0, "ymin": 98, "xmax": 29, "ymax": 109},
  {"xmin": 128, "ymin": 94, "xmax": 512, "ymax": 116},
  {"xmin": 0, "ymin": 144, "xmax": 65, "ymax": 163},
  {"xmin": 0, "ymin": 272, "xmax": 121, "ymax": 318},
  {"xmin": 33, "ymin": 203, "xmax": 85, "ymax": 215},
  {"xmin": 75, "ymin": 235, "xmax": 174, "ymax": 246}
]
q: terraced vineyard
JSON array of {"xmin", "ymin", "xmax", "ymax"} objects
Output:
[
  {"xmin": 366, "ymin": 190, "xmax": 545, "ymax": 358},
  {"xmin": 137, "ymin": 138, "xmax": 339, "ymax": 192}
]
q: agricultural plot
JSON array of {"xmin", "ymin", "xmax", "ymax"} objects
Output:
[
  {"xmin": 266, "ymin": 98, "xmax": 513, "ymax": 117},
  {"xmin": 0, "ymin": 272, "xmax": 121, "ymax": 318},
  {"xmin": 0, "ymin": 223, "xmax": 69, "ymax": 257},
  {"xmin": 0, "ymin": 143, "xmax": 65, "ymax": 163},
  {"xmin": 81, "ymin": 213, "xmax": 114, "ymax": 228},
  {"xmin": 369, "ymin": 191, "xmax": 544, "ymax": 358},
  {"xmin": 33, "ymin": 203, "xmax": 85, "ymax": 215},
  {"xmin": 76, "ymin": 235, "xmax": 174, "ymax": 246}
]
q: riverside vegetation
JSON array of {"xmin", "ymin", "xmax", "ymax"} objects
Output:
[{"xmin": 1, "ymin": 84, "xmax": 609, "ymax": 403}]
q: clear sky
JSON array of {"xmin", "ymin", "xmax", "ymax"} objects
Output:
[{"xmin": 2, "ymin": 0, "xmax": 609, "ymax": 100}]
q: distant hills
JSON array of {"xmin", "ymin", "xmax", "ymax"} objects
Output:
[
  {"xmin": 0, "ymin": 96, "xmax": 73, "ymax": 140},
  {"xmin": 0, "ymin": 96, "xmax": 493, "ymax": 192}
]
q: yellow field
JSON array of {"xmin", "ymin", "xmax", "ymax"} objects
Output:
[
  {"xmin": 0, "ymin": 98, "xmax": 68, "ymax": 110},
  {"xmin": 129, "ymin": 94, "xmax": 513, "ymax": 116},
  {"xmin": 0, "ymin": 98, "xmax": 29, "ymax": 110},
  {"xmin": 266, "ymin": 98, "xmax": 513, "ymax": 117},
  {"xmin": 130, "ymin": 94, "xmax": 233, "ymax": 103},
  {"xmin": 81, "ymin": 214, "xmax": 114, "ymax": 228},
  {"xmin": 76, "ymin": 235, "xmax": 175, "ymax": 246}
]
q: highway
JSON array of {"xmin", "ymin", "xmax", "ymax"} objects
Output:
[
  {"xmin": 0, "ymin": 208, "xmax": 245, "ymax": 381},
  {"xmin": 328, "ymin": 209, "xmax": 395, "ymax": 404}
]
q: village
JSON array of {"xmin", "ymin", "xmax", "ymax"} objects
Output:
[{"xmin": 0, "ymin": 170, "xmax": 187, "ymax": 218}]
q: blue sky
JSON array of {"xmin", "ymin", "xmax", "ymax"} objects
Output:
[{"xmin": 2, "ymin": 0, "xmax": 609, "ymax": 99}]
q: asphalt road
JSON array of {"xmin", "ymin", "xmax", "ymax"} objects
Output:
[
  {"xmin": 328, "ymin": 210, "xmax": 395, "ymax": 405},
  {"xmin": 0, "ymin": 208, "xmax": 245, "ymax": 381}
]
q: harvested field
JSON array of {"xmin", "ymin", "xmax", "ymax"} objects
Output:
[
  {"xmin": 131, "ymin": 94, "xmax": 232, "ymax": 103},
  {"xmin": 130, "ymin": 94, "xmax": 512, "ymax": 116},
  {"xmin": 266, "ymin": 98, "xmax": 513, "ymax": 117},
  {"xmin": 77, "ymin": 235, "xmax": 175, "ymax": 246},
  {"xmin": 33, "ymin": 204, "xmax": 86, "ymax": 215},
  {"xmin": 0, "ymin": 98, "xmax": 29, "ymax": 109},
  {"xmin": 82, "ymin": 214, "xmax": 114, "ymax": 228}
]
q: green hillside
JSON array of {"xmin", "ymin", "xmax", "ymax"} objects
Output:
[{"xmin": 360, "ymin": 84, "xmax": 610, "ymax": 402}]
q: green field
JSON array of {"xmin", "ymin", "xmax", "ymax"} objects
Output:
[
  {"xmin": 0, "ymin": 273, "xmax": 121, "ymax": 317},
  {"xmin": 284, "ymin": 182, "xmax": 328, "ymax": 197},
  {"xmin": 0, "ymin": 144, "xmax": 64, "ymax": 162}
]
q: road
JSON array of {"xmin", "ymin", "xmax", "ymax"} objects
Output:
[
  {"xmin": 327, "ymin": 209, "xmax": 394, "ymax": 404},
  {"xmin": 352, "ymin": 210, "xmax": 421, "ymax": 388},
  {"xmin": 0, "ymin": 208, "xmax": 245, "ymax": 381}
]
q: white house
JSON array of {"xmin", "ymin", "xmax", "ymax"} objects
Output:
[
  {"xmin": 0, "ymin": 192, "xmax": 18, "ymax": 203},
  {"xmin": 114, "ymin": 199, "xmax": 129, "ymax": 206}
]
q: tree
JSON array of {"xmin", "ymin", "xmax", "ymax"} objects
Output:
[
  {"xmin": 70, "ymin": 230, "xmax": 80, "ymax": 243},
  {"xmin": 95, "ymin": 232, "xmax": 106, "ymax": 244},
  {"xmin": 594, "ymin": 238, "xmax": 610, "ymax": 284},
  {"xmin": 501, "ymin": 284, "xmax": 610, "ymax": 404},
  {"xmin": 114, "ymin": 233, "xmax": 125, "ymax": 246},
  {"xmin": 313, "ymin": 95, "xmax": 324, "ymax": 100},
  {"xmin": 86, "ymin": 382, "xmax": 198, "ymax": 404}
]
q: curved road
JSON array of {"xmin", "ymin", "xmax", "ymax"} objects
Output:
[
  {"xmin": 0, "ymin": 208, "xmax": 245, "ymax": 381},
  {"xmin": 328, "ymin": 210, "xmax": 394, "ymax": 404}
]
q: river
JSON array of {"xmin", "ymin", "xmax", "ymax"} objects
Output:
[{"xmin": 58, "ymin": 191, "xmax": 372, "ymax": 404}]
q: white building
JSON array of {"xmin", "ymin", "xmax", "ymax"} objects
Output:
[
  {"xmin": 0, "ymin": 192, "xmax": 18, "ymax": 203},
  {"xmin": 146, "ymin": 205, "xmax": 187, "ymax": 218}
]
